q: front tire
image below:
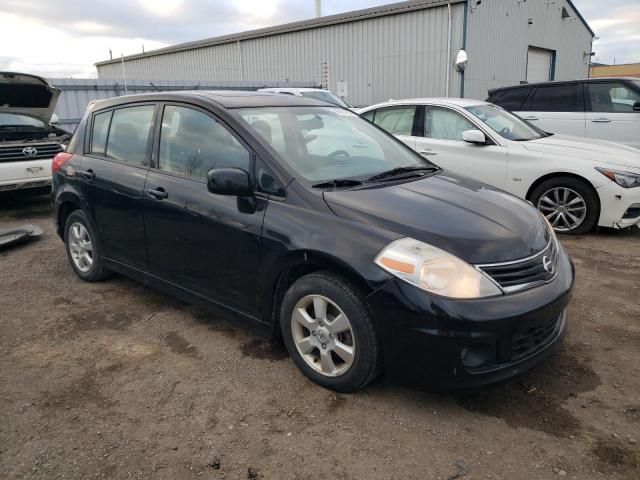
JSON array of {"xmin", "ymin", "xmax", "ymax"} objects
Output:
[
  {"xmin": 280, "ymin": 272, "xmax": 382, "ymax": 392},
  {"xmin": 530, "ymin": 177, "xmax": 599, "ymax": 235},
  {"xmin": 64, "ymin": 210, "xmax": 110, "ymax": 282}
]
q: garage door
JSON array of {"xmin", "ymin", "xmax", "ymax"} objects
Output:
[{"xmin": 527, "ymin": 47, "xmax": 553, "ymax": 83}]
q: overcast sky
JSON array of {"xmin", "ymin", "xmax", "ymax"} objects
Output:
[{"xmin": 0, "ymin": 0, "xmax": 637, "ymax": 78}]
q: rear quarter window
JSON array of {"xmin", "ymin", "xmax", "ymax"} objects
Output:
[{"xmin": 90, "ymin": 111, "xmax": 112, "ymax": 155}]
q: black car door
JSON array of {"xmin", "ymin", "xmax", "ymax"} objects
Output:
[
  {"xmin": 142, "ymin": 103, "xmax": 266, "ymax": 315},
  {"xmin": 79, "ymin": 103, "xmax": 157, "ymax": 271}
]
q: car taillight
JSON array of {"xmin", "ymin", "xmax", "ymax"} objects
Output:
[{"xmin": 52, "ymin": 152, "xmax": 72, "ymax": 173}]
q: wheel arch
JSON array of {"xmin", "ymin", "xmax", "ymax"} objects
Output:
[
  {"xmin": 263, "ymin": 250, "xmax": 375, "ymax": 339},
  {"xmin": 55, "ymin": 192, "xmax": 84, "ymax": 239},
  {"xmin": 525, "ymin": 172, "xmax": 600, "ymax": 204}
]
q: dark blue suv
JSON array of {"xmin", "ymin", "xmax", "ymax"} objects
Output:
[{"xmin": 52, "ymin": 91, "xmax": 574, "ymax": 392}]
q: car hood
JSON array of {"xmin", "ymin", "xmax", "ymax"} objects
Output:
[
  {"xmin": 324, "ymin": 172, "xmax": 550, "ymax": 264},
  {"xmin": 0, "ymin": 72, "xmax": 61, "ymax": 124},
  {"xmin": 520, "ymin": 134, "xmax": 640, "ymax": 169}
]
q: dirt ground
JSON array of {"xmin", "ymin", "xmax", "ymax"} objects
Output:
[{"xmin": 1, "ymin": 194, "xmax": 639, "ymax": 480}]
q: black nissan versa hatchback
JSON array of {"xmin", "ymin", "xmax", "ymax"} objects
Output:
[{"xmin": 52, "ymin": 91, "xmax": 575, "ymax": 392}]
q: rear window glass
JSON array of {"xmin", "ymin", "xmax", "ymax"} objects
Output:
[
  {"xmin": 91, "ymin": 111, "xmax": 111, "ymax": 156},
  {"xmin": 105, "ymin": 105, "xmax": 155, "ymax": 165},
  {"xmin": 527, "ymin": 84, "xmax": 583, "ymax": 112},
  {"xmin": 489, "ymin": 87, "xmax": 532, "ymax": 111}
]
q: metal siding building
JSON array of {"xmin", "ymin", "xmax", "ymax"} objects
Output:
[
  {"xmin": 49, "ymin": 79, "xmax": 316, "ymax": 131},
  {"xmin": 95, "ymin": 0, "xmax": 593, "ymax": 105}
]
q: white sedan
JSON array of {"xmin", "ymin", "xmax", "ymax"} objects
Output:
[{"xmin": 359, "ymin": 98, "xmax": 640, "ymax": 234}]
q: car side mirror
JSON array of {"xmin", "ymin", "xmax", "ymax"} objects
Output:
[
  {"xmin": 633, "ymin": 101, "xmax": 640, "ymax": 112},
  {"xmin": 462, "ymin": 129, "xmax": 486, "ymax": 144},
  {"xmin": 207, "ymin": 168, "xmax": 253, "ymax": 197},
  {"xmin": 50, "ymin": 113, "xmax": 59, "ymax": 124}
]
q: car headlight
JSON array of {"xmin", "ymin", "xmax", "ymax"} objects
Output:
[
  {"xmin": 374, "ymin": 238, "xmax": 502, "ymax": 299},
  {"xmin": 596, "ymin": 167, "xmax": 640, "ymax": 188}
]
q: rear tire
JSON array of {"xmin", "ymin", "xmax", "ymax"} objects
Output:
[
  {"xmin": 530, "ymin": 177, "xmax": 599, "ymax": 235},
  {"xmin": 64, "ymin": 210, "xmax": 110, "ymax": 282},
  {"xmin": 280, "ymin": 271, "xmax": 382, "ymax": 392}
]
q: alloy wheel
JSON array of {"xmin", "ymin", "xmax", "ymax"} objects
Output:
[
  {"xmin": 68, "ymin": 222, "xmax": 94, "ymax": 272},
  {"xmin": 290, "ymin": 294, "xmax": 356, "ymax": 377},
  {"xmin": 537, "ymin": 187, "xmax": 587, "ymax": 232}
]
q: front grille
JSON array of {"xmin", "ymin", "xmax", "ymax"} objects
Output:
[
  {"xmin": 0, "ymin": 142, "xmax": 63, "ymax": 163},
  {"xmin": 511, "ymin": 314, "xmax": 562, "ymax": 362},
  {"xmin": 478, "ymin": 239, "xmax": 558, "ymax": 293}
]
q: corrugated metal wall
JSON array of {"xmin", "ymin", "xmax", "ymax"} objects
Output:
[
  {"xmin": 463, "ymin": 0, "xmax": 592, "ymax": 99},
  {"xmin": 97, "ymin": 4, "xmax": 465, "ymax": 107},
  {"xmin": 48, "ymin": 78, "xmax": 317, "ymax": 131}
]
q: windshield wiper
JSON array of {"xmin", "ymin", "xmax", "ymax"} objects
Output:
[
  {"xmin": 366, "ymin": 166, "xmax": 438, "ymax": 182},
  {"xmin": 311, "ymin": 178, "xmax": 363, "ymax": 189}
]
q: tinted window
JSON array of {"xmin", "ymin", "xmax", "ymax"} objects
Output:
[
  {"xmin": 105, "ymin": 105, "xmax": 155, "ymax": 165},
  {"xmin": 489, "ymin": 87, "xmax": 532, "ymax": 111},
  {"xmin": 528, "ymin": 84, "xmax": 583, "ymax": 112},
  {"xmin": 425, "ymin": 107, "xmax": 475, "ymax": 141},
  {"xmin": 90, "ymin": 110, "xmax": 111, "ymax": 155},
  {"xmin": 159, "ymin": 105, "xmax": 250, "ymax": 178},
  {"xmin": 372, "ymin": 106, "xmax": 417, "ymax": 136},
  {"xmin": 589, "ymin": 82, "xmax": 640, "ymax": 113}
]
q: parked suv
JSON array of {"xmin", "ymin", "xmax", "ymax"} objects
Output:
[
  {"xmin": 487, "ymin": 78, "xmax": 640, "ymax": 149},
  {"xmin": 53, "ymin": 91, "xmax": 574, "ymax": 392},
  {"xmin": 1, "ymin": 72, "xmax": 69, "ymax": 195}
]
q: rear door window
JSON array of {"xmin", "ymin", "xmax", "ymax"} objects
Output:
[
  {"xmin": 158, "ymin": 105, "xmax": 251, "ymax": 178},
  {"xmin": 588, "ymin": 82, "xmax": 640, "ymax": 112},
  {"xmin": 371, "ymin": 106, "xmax": 417, "ymax": 136},
  {"xmin": 90, "ymin": 110, "xmax": 112, "ymax": 155},
  {"xmin": 527, "ymin": 84, "xmax": 584, "ymax": 112},
  {"xmin": 105, "ymin": 105, "xmax": 155, "ymax": 165},
  {"xmin": 490, "ymin": 87, "xmax": 532, "ymax": 111}
]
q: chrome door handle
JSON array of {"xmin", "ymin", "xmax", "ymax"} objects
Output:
[
  {"xmin": 419, "ymin": 150, "xmax": 438, "ymax": 156},
  {"xmin": 591, "ymin": 118, "xmax": 611, "ymax": 123},
  {"xmin": 523, "ymin": 116, "xmax": 539, "ymax": 121}
]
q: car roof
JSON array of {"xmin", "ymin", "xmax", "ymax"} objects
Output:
[
  {"xmin": 360, "ymin": 97, "xmax": 488, "ymax": 110},
  {"xmin": 489, "ymin": 77, "xmax": 639, "ymax": 93},
  {"xmin": 89, "ymin": 90, "xmax": 329, "ymax": 111}
]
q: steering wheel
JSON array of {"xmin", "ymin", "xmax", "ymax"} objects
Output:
[
  {"xmin": 499, "ymin": 127, "xmax": 511, "ymax": 137},
  {"xmin": 327, "ymin": 150, "xmax": 351, "ymax": 164}
]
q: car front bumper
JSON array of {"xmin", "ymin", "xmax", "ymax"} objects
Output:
[
  {"xmin": 597, "ymin": 181, "xmax": 640, "ymax": 229},
  {"xmin": 366, "ymin": 242, "xmax": 575, "ymax": 390},
  {"xmin": 0, "ymin": 159, "xmax": 52, "ymax": 192}
]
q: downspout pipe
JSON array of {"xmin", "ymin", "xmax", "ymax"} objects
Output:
[
  {"xmin": 446, "ymin": 0, "xmax": 452, "ymax": 97},
  {"xmin": 460, "ymin": 0, "xmax": 468, "ymax": 97}
]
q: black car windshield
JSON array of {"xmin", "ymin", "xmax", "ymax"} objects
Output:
[
  {"xmin": 300, "ymin": 91, "xmax": 351, "ymax": 108},
  {"xmin": 465, "ymin": 104, "xmax": 545, "ymax": 141},
  {"xmin": 237, "ymin": 106, "xmax": 432, "ymax": 183},
  {"xmin": 0, "ymin": 113, "xmax": 46, "ymax": 128}
]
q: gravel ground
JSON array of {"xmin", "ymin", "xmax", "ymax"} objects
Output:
[{"xmin": 1, "ymin": 194, "xmax": 639, "ymax": 480}]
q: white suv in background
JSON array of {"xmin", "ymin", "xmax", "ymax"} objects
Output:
[
  {"xmin": 359, "ymin": 98, "xmax": 640, "ymax": 234},
  {"xmin": 487, "ymin": 78, "xmax": 640, "ymax": 149},
  {"xmin": 0, "ymin": 72, "xmax": 69, "ymax": 195},
  {"xmin": 258, "ymin": 87, "xmax": 352, "ymax": 109}
]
